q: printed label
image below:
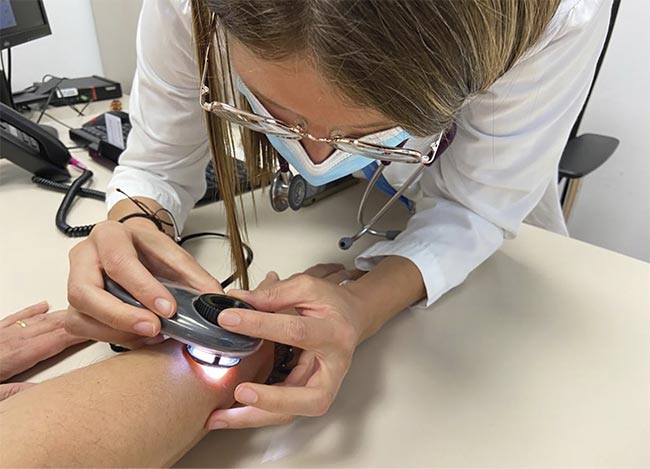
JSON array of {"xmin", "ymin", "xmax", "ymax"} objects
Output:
[{"xmin": 105, "ymin": 112, "xmax": 125, "ymax": 150}]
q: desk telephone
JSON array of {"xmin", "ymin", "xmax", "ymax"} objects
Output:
[{"xmin": 0, "ymin": 102, "xmax": 71, "ymax": 182}]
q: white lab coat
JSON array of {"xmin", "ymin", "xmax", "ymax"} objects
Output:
[{"xmin": 107, "ymin": 0, "xmax": 612, "ymax": 306}]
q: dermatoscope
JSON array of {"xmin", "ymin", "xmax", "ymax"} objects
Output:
[{"xmin": 104, "ymin": 277, "xmax": 262, "ymax": 367}]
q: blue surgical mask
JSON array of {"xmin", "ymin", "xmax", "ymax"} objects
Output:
[{"xmin": 236, "ymin": 77, "xmax": 414, "ymax": 186}]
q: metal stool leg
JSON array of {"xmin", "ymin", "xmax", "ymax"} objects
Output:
[{"xmin": 562, "ymin": 178, "xmax": 581, "ymax": 221}]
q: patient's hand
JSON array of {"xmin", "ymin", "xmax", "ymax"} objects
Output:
[{"xmin": 0, "ymin": 301, "xmax": 88, "ymax": 398}]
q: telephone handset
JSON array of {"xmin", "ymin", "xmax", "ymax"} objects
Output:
[{"xmin": 0, "ymin": 102, "xmax": 71, "ymax": 182}]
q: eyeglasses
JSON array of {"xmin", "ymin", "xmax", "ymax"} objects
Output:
[{"xmin": 199, "ymin": 41, "xmax": 442, "ymax": 165}]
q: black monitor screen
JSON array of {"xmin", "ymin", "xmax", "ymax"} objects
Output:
[{"xmin": 0, "ymin": 0, "xmax": 50, "ymax": 49}]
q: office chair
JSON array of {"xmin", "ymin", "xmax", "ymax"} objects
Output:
[{"xmin": 559, "ymin": 0, "xmax": 621, "ymax": 220}]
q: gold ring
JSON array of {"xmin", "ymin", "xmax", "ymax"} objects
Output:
[{"xmin": 15, "ymin": 320, "xmax": 28, "ymax": 328}]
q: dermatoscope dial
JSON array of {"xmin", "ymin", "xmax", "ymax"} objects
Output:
[{"xmin": 193, "ymin": 293, "xmax": 253, "ymax": 324}]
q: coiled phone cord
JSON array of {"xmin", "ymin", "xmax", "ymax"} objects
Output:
[
  {"xmin": 32, "ymin": 170, "xmax": 98, "ymax": 237},
  {"xmin": 31, "ymin": 169, "xmax": 253, "ymax": 288}
]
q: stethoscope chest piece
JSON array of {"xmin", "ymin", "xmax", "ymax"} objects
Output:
[
  {"xmin": 270, "ymin": 170, "xmax": 292, "ymax": 212},
  {"xmin": 288, "ymin": 174, "xmax": 307, "ymax": 210}
]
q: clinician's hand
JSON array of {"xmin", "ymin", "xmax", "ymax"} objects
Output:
[
  {"xmin": 206, "ymin": 264, "xmax": 365, "ymax": 429},
  {"xmin": 65, "ymin": 219, "xmax": 222, "ymax": 349},
  {"xmin": 0, "ymin": 301, "xmax": 88, "ymax": 400}
]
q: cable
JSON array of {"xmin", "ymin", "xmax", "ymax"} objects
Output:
[
  {"xmin": 35, "ymin": 76, "xmax": 64, "ymax": 124},
  {"xmin": 31, "ymin": 171, "xmax": 253, "ymax": 286},
  {"xmin": 44, "ymin": 169, "xmax": 97, "ymax": 237},
  {"xmin": 31, "ymin": 174, "xmax": 105, "ymax": 201},
  {"xmin": 41, "ymin": 111, "xmax": 73, "ymax": 130},
  {"xmin": 39, "ymin": 74, "xmax": 90, "ymax": 118},
  {"xmin": 179, "ymin": 233, "xmax": 253, "ymax": 288}
]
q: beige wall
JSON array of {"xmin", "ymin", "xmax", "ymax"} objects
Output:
[{"xmin": 90, "ymin": 0, "xmax": 143, "ymax": 95}]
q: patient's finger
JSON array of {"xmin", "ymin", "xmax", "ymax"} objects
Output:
[
  {"xmin": 10, "ymin": 328, "xmax": 88, "ymax": 377},
  {"xmin": 0, "ymin": 382, "xmax": 36, "ymax": 402},
  {"xmin": 0, "ymin": 301, "xmax": 49, "ymax": 327},
  {"xmin": 206, "ymin": 405, "xmax": 294, "ymax": 430},
  {"xmin": 11, "ymin": 310, "xmax": 68, "ymax": 339},
  {"xmin": 325, "ymin": 268, "xmax": 365, "ymax": 285}
]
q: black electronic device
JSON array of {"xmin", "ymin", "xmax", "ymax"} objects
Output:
[
  {"xmin": 69, "ymin": 111, "xmax": 251, "ymax": 205},
  {"xmin": 105, "ymin": 277, "xmax": 263, "ymax": 367},
  {"xmin": 69, "ymin": 110, "xmax": 131, "ymax": 163},
  {"xmin": 0, "ymin": 0, "xmax": 51, "ymax": 50},
  {"xmin": 0, "ymin": 102, "xmax": 70, "ymax": 181},
  {"xmin": 13, "ymin": 75, "xmax": 123, "ymax": 108}
]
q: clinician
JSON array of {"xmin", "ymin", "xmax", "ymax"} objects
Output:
[{"xmin": 65, "ymin": 0, "xmax": 612, "ymax": 429}]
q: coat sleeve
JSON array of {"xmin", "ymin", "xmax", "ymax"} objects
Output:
[
  {"xmin": 105, "ymin": 0, "xmax": 209, "ymax": 230},
  {"xmin": 355, "ymin": 0, "xmax": 612, "ymax": 306}
]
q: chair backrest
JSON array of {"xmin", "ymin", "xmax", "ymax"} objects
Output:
[{"xmin": 569, "ymin": 0, "xmax": 622, "ymax": 140}]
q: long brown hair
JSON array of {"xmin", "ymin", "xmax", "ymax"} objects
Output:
[{"xmin": 190, "ymin": 0, "xmax": 560, "ymax": 287}]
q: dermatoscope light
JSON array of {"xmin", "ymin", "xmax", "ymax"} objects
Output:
[{"xmin": 104, "ymin": 277, "xmax": 262, "ymax": 367}]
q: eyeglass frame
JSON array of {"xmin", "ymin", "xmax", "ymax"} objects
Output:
[{"xmin": 198, "ymin": 39, "xmax": 443, "ymax": 165}]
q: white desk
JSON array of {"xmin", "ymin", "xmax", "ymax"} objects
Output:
[{"xmin": 1, "ymin": 100, "xmax": 648, "ymax": 468}]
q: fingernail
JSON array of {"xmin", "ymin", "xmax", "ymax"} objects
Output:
[
  {"xmin": 266, "ymin": 271, "xmax": 279, "ymax": 279},
  {"xmin": 236, "ymin": 387, "xmax": 258, "ymax": 405},
  {"xmin": 133, "ymin": 321, "xmax": 156, "ymax": 337},
  {"xmin": 218, "ymin": 310, "xmax": 241, "ymax": 327},
  {"xmin": 145, "ymin": 334, "xmax": 165, "ymax": 346},
  {"xmin": 208, "ymin": 420, "xmax": 228, "ymax": 430},
  {"xmin": 154, "ymin": 298, "xmax": 174, "ymax": 317}
]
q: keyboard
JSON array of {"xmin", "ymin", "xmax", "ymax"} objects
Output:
[
  {"xmin": 77, "ymin": 118, "xmax": 132, "ymax": 144},
  {"xmin": 198, "ymin": 158, "xmax": 252, "ymax": 205},
  {"xmin": 69, "ymin": 111, "xmax": 250, "ymax": 204}
]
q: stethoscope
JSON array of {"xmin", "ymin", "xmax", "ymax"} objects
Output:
[{"xmin": 269, "ymin": 128, "xmax": 454, "ymax": 250}]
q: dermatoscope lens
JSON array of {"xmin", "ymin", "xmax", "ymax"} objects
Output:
[{"xmin": 186, "ymin": 345, "xmax": 241, "ymax": 367}]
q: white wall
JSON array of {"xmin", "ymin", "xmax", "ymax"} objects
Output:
[
  {"xmin": 8, "ymin": 0, "xmax": 104, "ymax": 92},
  {"xmin": 90, "ymin": 0, "xmax": 142, "ymax": 94},
  {"xmin": 567, "ymin": 0, "xmax": 650, "ymax": 262}
]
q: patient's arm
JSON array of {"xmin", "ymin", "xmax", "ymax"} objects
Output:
[{"xmin": 0, "ymin": 339, "xmax": 273, "ymax": 468}]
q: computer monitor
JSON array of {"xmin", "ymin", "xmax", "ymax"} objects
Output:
[
  {"xmin": 0, "ymin": 0, "xmax": 50, "ymax": 107},
  {"xmin": 0, "ymin": 0, "xmax": 51, "ymax": 50}
]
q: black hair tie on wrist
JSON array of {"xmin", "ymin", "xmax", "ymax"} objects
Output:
[{"xmin": 118, "ymin": 212, "xmax": 165, "ymax": 233}]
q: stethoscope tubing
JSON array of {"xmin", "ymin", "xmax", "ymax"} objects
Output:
[{"xmin": 339, "ymin": 162, "xmax": 425, "ymax": 249}]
